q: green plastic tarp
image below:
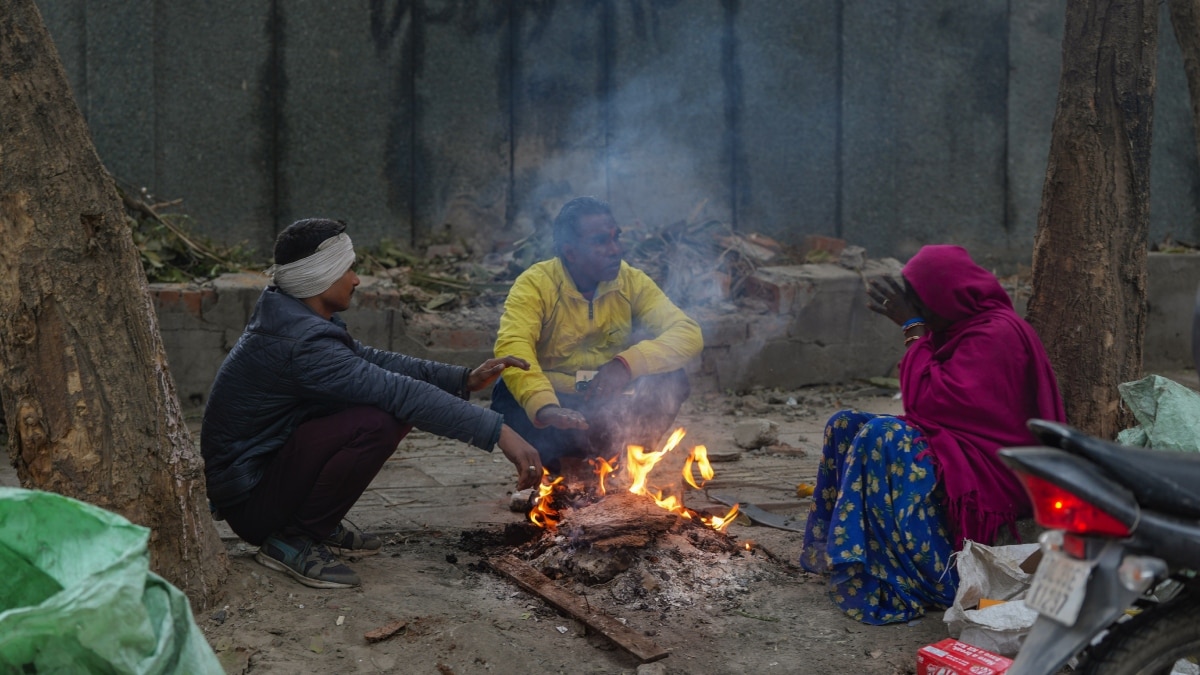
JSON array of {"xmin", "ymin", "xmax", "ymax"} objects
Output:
[
  {"xmin": 1115, "ymin": 374, "xmax": 1200, "ymax": 452},
  {"xmin": 0, "ymin": 487, "xmax": 222, "ymax": 674}
]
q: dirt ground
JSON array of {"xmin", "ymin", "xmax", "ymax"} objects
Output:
[{"xmin": 192, "ymin": 384, "xmax": 956, "ymax": 675}]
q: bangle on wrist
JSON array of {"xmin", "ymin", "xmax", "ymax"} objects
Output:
[
  {"xmin": 904, "ymin": 334, "xmax": 921, "ymax": 346},
  {"xmin": 902, "ymin": 317, "xmax": 925, "ymax": 331}
]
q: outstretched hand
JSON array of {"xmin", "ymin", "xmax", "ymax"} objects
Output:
[
  {"xmin": 536, "ymin": 405, "xmax": 589, "ymax": 430},
  {"xmin": 584, "ymin": 359, "xmax": 632, "ymax": 402},
  {"xmin": 867, "ymin": 276, "xmax": 920, "ymax": 326},
  {"xmin": 497, "ymin": 424, "xmax": 544, "ymax": 490},
  {"xmin": 467, "ymin": 355, "xmax": 530, "ymax": 392}
]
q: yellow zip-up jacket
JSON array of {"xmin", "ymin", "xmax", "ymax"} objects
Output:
[{"xmin": 495, "ymin": 258, "xmax": 703, "ymax": 426}]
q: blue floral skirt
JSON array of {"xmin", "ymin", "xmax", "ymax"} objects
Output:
[{"xmin": 800, "ymin": 410, "xmax": 957, "ymax": 625}]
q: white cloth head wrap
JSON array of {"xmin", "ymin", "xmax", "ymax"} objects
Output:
[{"xmin": 267, "ymin": 233, "xmax": 356, "ymax": 298}]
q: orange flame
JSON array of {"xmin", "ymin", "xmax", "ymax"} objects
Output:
[
  {"xmin": 683, "ymin": 445, "xmax": 714, "ymax": 489},
  {"xmin": 627, "ymin": 428, "xmax": 687, "ymax": 496},
  {"xmin": 526, "ymin": 427, "xmax": 739, "ymax": 536},
  {"xmin": 592, "ymin": 456, "xmax": 618, "ymax": 496},
  {"xmin": 529, "ymin": 471, "xmax": 564, "ymax": 529},
  {"xmin": 703, "ymin": 504, "xmax": 739, "ymax": 533}
]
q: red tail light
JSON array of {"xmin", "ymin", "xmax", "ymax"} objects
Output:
[{"xmin": 1016, "ymin": 473, "xmax": 1132, "ymax": 537}]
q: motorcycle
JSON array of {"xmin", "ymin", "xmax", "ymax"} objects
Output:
[{"xmin": 999, "ymin": 418, "xmax": 1200, "ymax": 674}]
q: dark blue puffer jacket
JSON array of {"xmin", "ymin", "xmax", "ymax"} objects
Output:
[{"xmin": 201, "ymin": 287, "xmax": 503, "ymax": 508}]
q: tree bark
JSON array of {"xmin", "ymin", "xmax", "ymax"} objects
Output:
[
  {"xmin": 0, "ymin": 1, "xmax": 227, "ymax": 607},
  {"xmin": 1027, "ymin": 0, "xmax": 1158, "ymax": 439}
]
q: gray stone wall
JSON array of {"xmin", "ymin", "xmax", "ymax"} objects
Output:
[{"xmin": 36, "ymin": 0, "xmax": 1200, "ymax": 268}]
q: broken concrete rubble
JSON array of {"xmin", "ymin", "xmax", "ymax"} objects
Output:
[{"xmin": 733, "ymin": 419, "xmax": 781, "ymax": 450}]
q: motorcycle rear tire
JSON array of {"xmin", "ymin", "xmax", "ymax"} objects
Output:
[{"xmin": 1079, "ymin": 592, "xmax": 1200, "ymax": 675}]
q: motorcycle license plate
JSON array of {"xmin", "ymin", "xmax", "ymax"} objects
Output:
[{"xmin": 1025, "ymin": 549, "xmax": 1095, "ymax": 626}]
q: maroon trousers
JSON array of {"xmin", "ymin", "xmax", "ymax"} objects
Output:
[{"xmin": 221, "ymin": 406, "xmax": 410, "ymax": 545}]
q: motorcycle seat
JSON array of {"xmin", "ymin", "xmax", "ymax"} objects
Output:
[{"xmin": 1027, "ymin": 419, "xmax": 1200, "ymax": 520}]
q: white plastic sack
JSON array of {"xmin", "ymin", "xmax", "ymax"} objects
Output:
[{"xmin": 944, "ymin": 540, "xmax": 1040, "ymax": 657}]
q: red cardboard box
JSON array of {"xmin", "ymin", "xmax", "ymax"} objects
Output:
[{"xmin": 916, "ymin": 638, "xmax": 1012, "ymax": 675}]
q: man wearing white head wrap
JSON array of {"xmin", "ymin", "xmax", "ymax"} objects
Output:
[
  {"xmin": 202, "ymin": 218, "xmax": 544, "ymax": 590},
  {"xmin": 269, "ymin": 232, "xmax": 357, "ymax": 299}
]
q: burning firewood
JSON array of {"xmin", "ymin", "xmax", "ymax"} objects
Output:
[{"xmin": 559, "ymin": 492, "xmax": 680, "ymax": 550}]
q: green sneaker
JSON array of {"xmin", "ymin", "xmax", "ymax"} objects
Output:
[
  {"xmin": 322, "ymin": 519, "xmax": 382, "ymax": 556},
  {"xmin": 255, "ymin": 534, "xmax": 361, "ymax": 589}
]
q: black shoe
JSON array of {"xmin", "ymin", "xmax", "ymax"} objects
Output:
[
  {"xmin": 255, "ymin": 533, "xmax": 361, "ymax": 589},
  {"xmin": 322, "ymin": 519, "xmax": 382, "ymax": 557}
]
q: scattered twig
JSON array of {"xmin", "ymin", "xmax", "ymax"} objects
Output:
[
  {"xmin": 119, "ymin": 188, "xmax": 225, "ymax": 264},
  {"xmin": 363, "ymin": 619, "xmax": 407, "ymax": 643}
]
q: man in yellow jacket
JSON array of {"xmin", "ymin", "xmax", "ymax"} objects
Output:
[{"xmin": 491, "ymin": 196, "xmax": 704, "ymax": 474}]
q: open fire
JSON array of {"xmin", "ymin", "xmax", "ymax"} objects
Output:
[{"xmin": 527, "ymin": 427, "xmax": 739, "ymax": 533}]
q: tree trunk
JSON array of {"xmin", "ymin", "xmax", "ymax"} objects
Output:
[
  {"xmin": 1027, "ymin": 0, "xmax": 1158, "ymax": 439},
  {"xmin": 0, "ymin": 1, "xmax": 227, "ymax": 607},
  {"xmin": 1170, "ymin": 1, "xmax": 1200, "ymax": 194}
]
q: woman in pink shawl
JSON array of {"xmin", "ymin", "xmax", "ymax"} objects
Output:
[{"xmin": 799, "ymin": 245, "xmax": 1065, "ymax": 625}]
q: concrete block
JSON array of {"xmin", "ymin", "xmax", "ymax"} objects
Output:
[
  {"xmin": 727, "ymin": 333, "xmax": 902, "ymax": 392},
  {"xmin": 717, "ymin": 260, "xmax": 905, "ymax": 391},
  {"xmin": 713, "ymin": 315, "xmax": 788, "ymax": 390},
  {"xmin": 163, "ymin": 323, "xmax": 227, "ymax": 407},
  {"xmin": 788, "ymin": 259, "xmax": 903, "ymax": 343},
  {"xmin": 397, "ymin": 309, "xmax": 502, "ymax": 369},
  {"xmin": 733, "ymin": 419, "xmax": 779, "ymax": 450},
  {"xmin": 339, "ymin": 307, "xmax": 394, "ymax": 355},
  {"xmin": 742, "ymin": 258, "xmax": 901, "ymax": 317},
  {"xmin": 692, "ymin": 310, "xmax": 748, "ymax": 348},
  {"xmin": 741, "ymin": 270, "xmax": 815, "ymax": 315},
  {"xmin": 208, "ymin": 273, "xmax": 267, "ymax": 332}
]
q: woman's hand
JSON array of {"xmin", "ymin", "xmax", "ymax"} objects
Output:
[
  {"xmin": 497, "ymin": 424, "xmax": 544, "ymax": 490},
  {"xmin": 467, "ymin": 356, "xmax": 530, "ymax": 392},
  {"xmin": 867, "ymin": 276, "xmax": 920, "ymax": 326},
  {"xmin": 535, "ymin": 405, "xmax": 590, "ymax": 430}
]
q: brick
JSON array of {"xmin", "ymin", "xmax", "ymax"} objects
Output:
[
  {"xmin": 697, "ymin": 313, "xmax": 748, "ymax": 347},
  {"xmin": 153, "ymin": 287, "xmax": 182, "ymax": 310},
  {"xmin": 181, "ymin": 290, "xmax": 204, "ymax": 318},
  {"xmin": 800, "ymin": 234, "xmax": 847, "ymax": 261}
]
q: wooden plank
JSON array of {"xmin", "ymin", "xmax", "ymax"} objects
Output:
[{"xmin": 487, "ymin": 554, "xmax": 669, "ymax": 664}]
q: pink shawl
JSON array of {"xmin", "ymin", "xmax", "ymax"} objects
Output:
[{"xmin": 899, "ymin": 245, "xmax": 1066, "ymax": 547}]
